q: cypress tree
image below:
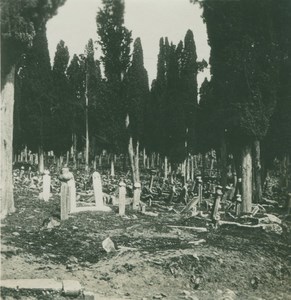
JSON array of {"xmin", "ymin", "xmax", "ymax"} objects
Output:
[
  {"xmin": 67, "ymin": 54, "xmax": 86, "ymax": 164},
  {"xmin": 51, "ymin": 40, "xmax": 72, "ymax": 158},
  {"xmin": 1, "ymin": 0, "xmax": 66, "ymax": 217},
  {"xmin": 20, "ymin": 25, "xmax": 53, "ymax": 172},
  {"xmin": 200, "ymin": 0, "xmax": 280, "ymax": 210},
  {"xmin": 124, "ymin": 37, "xmax": 149, "ymax": 183},
  {"xmin": 180, "ymin": 30, "xmax": 198, "ymax": 154},
  {"xmin": 96, "ymin": 0, "xmax": 132, "ymax": 155}
]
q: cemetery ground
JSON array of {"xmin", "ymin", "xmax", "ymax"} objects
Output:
[{"xmin": 1, "ymin": 166, "xmax": 291, "ymax": 300}]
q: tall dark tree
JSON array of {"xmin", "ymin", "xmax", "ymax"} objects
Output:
[
  {"xmin": 96, "ymin": 0, "xmax": 132, "ymax": 155},
  {"xmin": 124, "ymin": 37, "xmax": 149, "ymax": 184},
  {"xmin": 264, "ymin": 0, "xmax": 291, "ymax": 187},
  {"xmin": 198, "ymin": 0, "xmax": 280, "ymax": 211},
  {"xmin": 83, "ymin": 38, "xmax": 104, "ymax": 170},
  {"xmin": 1, "ymin": 0, "xmax": 66, "ymax": 218},
  {"xmin": 67, "ymin": 54, "xmax": 86, "ymax": 165},
  {"xmin": 19, "ymin": 25, "xmax": 54, "ymax": 172},
  {"xmin": 180, "ymin": 30, "xmax": 198, "ymax": 154},
  {"xmin": 51, "ymin": 40, "xmax": 72, "ymax": 159},
  {"xmin": 164, "ymin": 42, "xmax": 187, "ymax": 164},
  {"xmin": 148, "ymin": 38, "xmax": 168, "ymax": 156},
  {"xmin": 197, "ymin": 78, "xmax": 219, "ymax": 154}
]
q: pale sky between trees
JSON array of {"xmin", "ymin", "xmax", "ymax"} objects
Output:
[{"xmin": 47, "ymin": 0, "xmax": 210, "ymax": 86}]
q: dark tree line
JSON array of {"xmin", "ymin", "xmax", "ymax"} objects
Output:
[
  {"xmin": 194, "ymin": 0, "xmax": 291, "ymax": 212},
  {"xmin": 2, "ymin": 0, "xmax": 291, "ymax": 218}
]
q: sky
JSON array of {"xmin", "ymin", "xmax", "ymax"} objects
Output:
[{"xmin": 47, "ymin": 0, "xmax": 210, "ymax": 86}]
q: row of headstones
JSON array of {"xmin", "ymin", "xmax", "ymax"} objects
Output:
[{"xmin": 41, "ymin": 167, "xmax": 139, "ymax": 220}]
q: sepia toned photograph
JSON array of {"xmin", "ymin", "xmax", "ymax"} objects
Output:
[{"xmin": 1, "ymin": 0, "xmax": 291, "ymax": 299}]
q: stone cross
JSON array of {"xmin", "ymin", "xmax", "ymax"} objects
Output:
[
  {"xmin": 119, "ymin": 180, "xmax": 126, "ymax": 216},
  {"xmin": 42, "ymin": 170, "xmax": 51, "ymax": 202}
]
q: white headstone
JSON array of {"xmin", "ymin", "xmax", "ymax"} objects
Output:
[
  {"xmin": 59, "ymin": 167, "xmax": 75, "ymax": 220},
  {"xmin": 119, "ymin": 181, "xmax": 126, "ymax": 216},
  {"xmin": 92, "ymin": 171, "xmax": 111, "ymax": 211},
  {"xmin": 93, "ymin": 171, "xmax": 103, "ymax": 207},
  {"xmin": 68, "ymin": 177, "xmax": 76, "ymax": 213},
  {"xmin": 42, "ymin": 170, "xmax": 51, "ymax": 202},
  {"xmin": 133, "ymin": 182, "xmax": 141, "ymax": 210}
]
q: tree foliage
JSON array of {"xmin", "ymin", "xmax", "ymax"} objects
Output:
[
  {"xmin": 200, "ymin": 0, "xmax": 280, "ymax": 145},
  {"xmin": 1, "ymin": 0, "xmax": 66, "ymax": 85},
  {"xmin": 51, "ymin": 40, "xmax": 72, "ymax": 156},
  {"xmin": 18, "ymin": 26, "xmax": 53, "ymax": 153},
  {"xmin": 96, "ymin": 0, "xmax": 132, "ymax": 154},
  {"xmin": 124, "ymin": 38, "xmax": 149, "ymax": 146}
]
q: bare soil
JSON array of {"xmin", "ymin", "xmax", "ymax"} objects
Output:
[{"xmin": 1, "ymin": 171, "xmax": 291, "ymax": 300}]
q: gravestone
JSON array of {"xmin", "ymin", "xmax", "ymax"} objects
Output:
[
  {"xmin": 211, "ymin": 186, "xmax": 223, "ymax": 225},
  {"xmin": 197, "ymin": 176, "xmax": 203, "ymax": 206},
  {"xmin": 59, "ymin": 167, "xmax": 76, "ymax": 220},
  {"xmin": 92, "ymin": 171, "xmax": 111, "ymax": 211},
  {"xmin": 119, "ymin": 180, "xmax": 126, "ymax": 216},
  {"xmin": 20, "ymin": 166, "xmax": 25, "ymax": 178},
  {"xmin": 235, "ymin": 194, "xmax": 242, "ymax": 216},
  {"xmin": 92, "ymin": 171, "xmax": 102, "ymax": 207},
  {"xmin": 42, "ymin": 170, "xmax": 51, "ymax": 202},
  {"xmin": 132, "ymin": 182, "xmax": 141, "ymax": 210},
  {"xmin": 68, "ymin": 175, "xmax": 76, "ymax": 213}
]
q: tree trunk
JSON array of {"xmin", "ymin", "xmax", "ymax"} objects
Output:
[
  {"xmin": 143, "ymin": 148, "xmax": 146, "ymax": 168},
  {"xmin": 128, "ymin": 137, "xmax": 140, "ymax": 184},
  {"xmin": 253, "ymin": 140, "xmax": 262, "ymax": 203},
  {"xmin": 122, "ymin": 154, "xmax": 127, "ymax": 171},
  {"xmin": 1, "ymin": 65, "xmax": 16, "ymax": 218},
  {"xmin": 93, "ymin": 156, "xmax": 97, "ymax": 170},
  {"xmin": 186, "ymin": 156, "xmax": 190, "ymax": 181},
  {"xmin": 38, "ymin": 146, "xmax": 44, "ymax": 173},
  {"xmin": 280, "ymin": 155, "xmax": 288, "ymax": 189},
  {"xmin": 201, "ymin": 154, "xmax": 206, "ymax": 179},
  {"xmin": 146, "ymin": 156, "xmax": 150, "ymax": 169},
  {"xmin": 72, "ymin": 133, "xmax": 77, "ymax": 169},
  {"xmin": 85, "ymin": 74, "xmax": 89, "ymax": 172},
  {"xmin": 24, "ymin": 146, "xmax": 28, "ymax": 162},
  {"xmin": 128, "ymin": 136, "xmax": 135, "ymax": 185},
  {"xmin": 164, "ymin": 156, "xmax": 168, "ymax": 179},
  {"xmin": 134, "ymin": 141, "xmax": 140, "ymax": 182},
  {"xmin": 151, "ymin": 153, "xmax": 155, "ymax": 168},
  {"xmin": 110, "ymin": 155, "xmax": 115, "ymax": 177},
  {"xmin": 287, "ymin": 154, "xmax": 290, "ymax": 190},
  {"xmin": 210, "ymin": 150, "xmax": 215, "ymax": 170},
  {"xmin": 156, "ymin": 153, "xmax": 160, "ymax": 168},
  {"xmin": 66, "ymin": 150, "xmax": 70, "ymax": 166},
  {"xmin": 241, "ymin": 143, "xmax": 252, "ymax": 213},
  {"xmin": 191, "ymin": 156, "xmax": 194, "ymax": 181},
  {"xmin": 220, "ymin": 136, "xmax": 227, "ymax": 187}
]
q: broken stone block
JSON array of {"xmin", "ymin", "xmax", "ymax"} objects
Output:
[
  {"xmin": 83, "ymin": 291, "xmax": 97, "ymax": 300},
  {"xmin": 62, "ymin": 280, "xmax": 82, "ymax": 297},
  {"xmin": 102, "ymin": 237, "xmax": 116, "ymax": 253}
]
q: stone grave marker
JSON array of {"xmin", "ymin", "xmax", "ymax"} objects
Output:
[
  {"xmin": 132, "ymin": 182, "xmax": 141, "ymax": 210},
  {"xmin": 42, "ymin": 170, "xmax": 51, "ymax": 202},
  {"xmin": 59, "ymin": 167, "xmax": 76, "ymax": 220},
  {"xmin": 119, "ymin": 180, "xmax": 126, "ymax": 216},
  {"xmin": 92, "ymin": 171, "xmax": 111, "ymax": 211}
]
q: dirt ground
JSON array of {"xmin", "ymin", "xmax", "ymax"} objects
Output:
[{"xmin": 1, "ymin": 173, "xmax": 291, "ymax": 300}]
